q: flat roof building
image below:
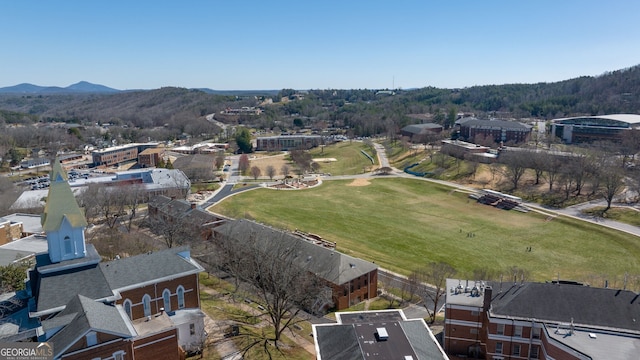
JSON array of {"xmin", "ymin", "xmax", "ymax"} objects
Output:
[
  {"xmin": 551, "ymin": 114, "xmax": 640, "ymax": 143},
  {"xmin": 444, "ymin": 278, "xmax": 640, "ymax": 360},
  {"xmin": 313, "ymin": 309, "xmax": 449, "ymax": 360}
]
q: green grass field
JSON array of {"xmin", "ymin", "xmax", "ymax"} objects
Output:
[
  {"xmin": 210, "ymin": 177, "xmax": 640, "ymax": 283},
  {"xmin": 308, "ymin": 141, "xmax": 378, "ymax": 175}
]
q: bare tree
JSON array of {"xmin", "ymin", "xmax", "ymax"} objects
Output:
[
  {"xmin": 412, "ymin": 262, "xmax": 457, "ymax": 324},
  {"xmin": 281, "ymin": 164, "xmax": 290, "ymax": 180},
  {"xmin": 211, "ymin": 222, "xmax": 332, "ymax": 355},
  {"xmin": 78, "ymin": 184, "xmax": 125, "ymax": 228},
  {"xmin": 238, "ymin": 154, "xmax": 250, "ymax": 174},
  {"xmin": 543, "ymin": 154, "xmax": 564, "ymax": 192},
  {"xmin": 122, "ymin": 183, "xmax": 145, "ymax": 232},
  {"xmin": 266, "ymin": 165, "xmax": 276, "ymax": 180},
  {"xmin": 250, "ymin": 166, "xmax": 261, "ymax": 180},
  {"xmin": 214, "ymin": 152, "xmax": 225, "ymax": 170},
  {"xmin": 379, "ymin": 273, "xmax": 400, "ymax": 308},
  {"xmin": 600, "ymin": 165, "xmax": 625, "ymax": 212},
  {"xmin": 499, "ymin": 150, "xmax": 528, "ymax": 190}
]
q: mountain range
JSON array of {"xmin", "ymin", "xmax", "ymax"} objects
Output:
[
  {"xmin": 0, "ymin": 81, "xmax": 279, "ymax": 96},
  {"xmin": 0, "ymin": 81, "xmax": 121, "ymax": 94}
]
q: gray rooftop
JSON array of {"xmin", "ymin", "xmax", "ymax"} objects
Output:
[
  {"xmin": 457, "ymin": 118, "xmax": 531, "ymax": 130},
  {"xmin": 490, "ymin": 282, "xmax": 640, "ymax": 332},
  {"xmin": 35, "ymin": 263, "xmax": 113, "ymax": 314},
  {"xmin": 0, "ymin": 235, "xmax": 48, "ymax": 266},
  {"xmin": 402, "ymin": 123, "xmax": 443, "ymax": 135},
  {"xmin": 215, "ymin": 219, "xmax": 377, "ymax": 285},
  {"xmin": 545, "ymin": 323, "xmax": 640, "ymax": 360},
  {"xmin": 314, "ymin": 310, "xmax": 448, "ymax": 360},
  {"xmin": 47, "ymin": 295, "xmax": 135, "ymax": 357},
  {"xmin": 1, "ymin": 213, "xmax": 43, "ymax": 234},
  {"xmin": 100, "ymin": 246, "xmax": 204, "ymax": 291}
]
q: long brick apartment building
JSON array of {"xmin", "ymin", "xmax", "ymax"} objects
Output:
[{"xmin": 444, "ymin": 278, "xmax": 640, "ymax": 360}]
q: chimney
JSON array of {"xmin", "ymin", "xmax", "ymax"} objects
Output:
[
  {"xmin": 482, "ymin": 286, "xmax": 492, "ymax": 312},
  {"xmin": 191, "ymin": 203, "xmax": 196, "ymax": 210}
]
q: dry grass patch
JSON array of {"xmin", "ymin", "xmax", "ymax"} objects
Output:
[{"xmin": 347, "ymin": 178, "xmax": 370, "ymax": 187}]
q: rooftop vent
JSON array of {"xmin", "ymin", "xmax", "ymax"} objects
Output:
[{"xmin": 376, "ymin": 327, "xmax": 388, "ymax": 341}]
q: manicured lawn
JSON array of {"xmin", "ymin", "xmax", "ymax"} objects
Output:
[
  {"xmin": 210, "ymin": 177, "xmax": 640, "ymax": 283},
  {"xmin": 308, "ymin": 142, "xmax": 378, "ymax": 175}
]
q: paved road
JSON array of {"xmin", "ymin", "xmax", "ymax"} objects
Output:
[
  {"xmin": 378, "ymin": 270, "xmax": 440, "ymax": 319},
  {"xmin": 199, "ymin": 143, "xmax": 640, "ymax": 239}
]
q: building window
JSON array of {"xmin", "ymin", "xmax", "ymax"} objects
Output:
[
  {"xmin": 123, "ymin": 299, "xmax": 132, "ymax": 319},
  {"xmin": 163, "ymin": 289, "xmax": 171, "ymax": 312},
  {"xmin": 190, "ymin": 323, "xmax": 196, "ymax": 336},
  {"xmin": 532, "ymin": 327, "xmax": 540, "ymax": 339},
  {"xmin": 496, "ymin": 323, "xmax": 505, "ymax": 335},
  {"xmin": 514, "ymin": 325, "xmax": 522, "ymax": 337},
  {"xmin": 495, "ymin": 342, "xmax": 503, "ymax": 354},
  {"xmin": 512, "ymin": 344, "xmax": 520, "ymax": 356},
  {"xmin": 471, "ymin": 310, "xmax": 479, "ymax": 316},
  {"xmin": 177, "ymin": 285, "xmax": 185, "ymax": 309},
  {"xmin": 530, "ymin": 346, "xmax": 539, "ymax": 359},
  {"xmin": 64, "ymin": 236, "xmax": 72, "ymax": 254},
  {"xmin": 86, "ymin": 331, "xmax": 97, "ymax": 347},
  {"xmin": 143, "ymin": 294, "xmax": 151, "ymax": 317},
  {"xmin": 113, "ymin": 351, "xmax": 125, "ymax": 360}
]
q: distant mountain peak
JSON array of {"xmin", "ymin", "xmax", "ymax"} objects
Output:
[
  {"xmin": 65, "ymin": 81, "xmax": 119, "ymax": 93},
  {"xmin": 0, "ymin": 81, "xmax": 120, "ymax": 94}
]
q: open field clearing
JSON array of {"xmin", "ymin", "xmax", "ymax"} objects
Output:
[
  {"xmin": 210, "ymin": 177, "xmax": 640, "ymax": 284},
  {"xmin": 248, "ymin": 142, "xmax": 379, "ymax": 178},
  {"xmin": 308, "ymin": 142, "xmax": 378, "ymax": 175}
]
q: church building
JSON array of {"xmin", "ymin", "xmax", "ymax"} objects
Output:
[{"xmin": 4, "ymin": 159, "xmax": 206, "ymax": 359}]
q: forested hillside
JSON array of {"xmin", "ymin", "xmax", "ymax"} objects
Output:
[{"xmin": 0, "ymin": 64, "xmax": 639, "ymax": 139}]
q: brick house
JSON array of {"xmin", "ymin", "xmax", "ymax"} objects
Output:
[
  {"xmin": 2, "ymin": 159, "xmax": 207, "ymax": 359},
  {"xmin": 444, "ymin": 278, "xmax": 640, "ymax": 360},
  {"xmin": 213, "ymin": 219, "xmax": 378, "ymax": 311},
  {"xmin": 138, "ymin": 147, "xmax": 166, "ymax": 168},
  {"xmin": 456, "ymin": 118, "xmax": 532, "ymax": 144}
]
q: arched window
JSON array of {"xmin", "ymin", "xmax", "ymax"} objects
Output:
[
  {"xmin": 123, "ymin": 299, "xmax": 132, "ymax": 319},
  {"xmin": 142, "ymin": 294, "xmax": 151, "ymax": 317},
  {"xmin": 64, "ymin": 236, "xmax": 72, "ymax": 254},
  {"xmin": 162, "ymin": 289, "xmax": 171, "ymax": 312},
  {"xmin": 177, "ymin": 286, "xmax": 185, "ymax": 309}
]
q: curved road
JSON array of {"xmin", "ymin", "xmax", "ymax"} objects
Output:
[{"xmin": 201, "ymin": 143, "xmax": 640, "ymax": 238}]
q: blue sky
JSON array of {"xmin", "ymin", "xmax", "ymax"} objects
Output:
[{"xmin": 2, "ymin": 1, "xmax": 639, "ymax": 90}]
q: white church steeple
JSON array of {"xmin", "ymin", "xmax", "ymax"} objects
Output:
[{"xmin": 41, "ymin": 159, "xmax": 88, "ymax": 263}]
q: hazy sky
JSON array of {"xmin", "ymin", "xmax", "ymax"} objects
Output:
[{"xmin": 2, "ymin": 1, "xmax": 639, "ymax": 90}]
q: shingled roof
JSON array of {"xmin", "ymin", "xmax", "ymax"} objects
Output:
[
  {"xmin": 100, "ymin": 246, "xmax": 204, "ymax": 292},
  {"xmin": 214, "ymin": 219, "xmax": 377, "ymax": 285},
  {"xmin": 46, "ymin": 295, "xmax": 135, "ymax": 358},
  {"xmin": 35, "ymin": 262, "xmax": 114, "ymax": 315},
  {"xmin": 489, "ymin": 282, "xmax": 640, "ymax": 332},
  {"xmin": 41, "ymin": 159, "xmax": 87, "ymax": 232}
]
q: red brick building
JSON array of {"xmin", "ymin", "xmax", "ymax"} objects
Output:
[
  {"xmin": 213, "ymin": 219, "xmax": 378, "ymax": 311},
  {"xmin": 456, "ymin": 118, "xmax": 532, "ymax": 144},
  {"xmin": 444, "ymin": 279, "xmax": 640, "ymax": 360},
  {"xmin": 2, "ymin": 159, "xmax": 207, "ymax": 359},
  {"xmin": 138, "ymin": 147, "xmax": 166, "ymax": 168}
]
